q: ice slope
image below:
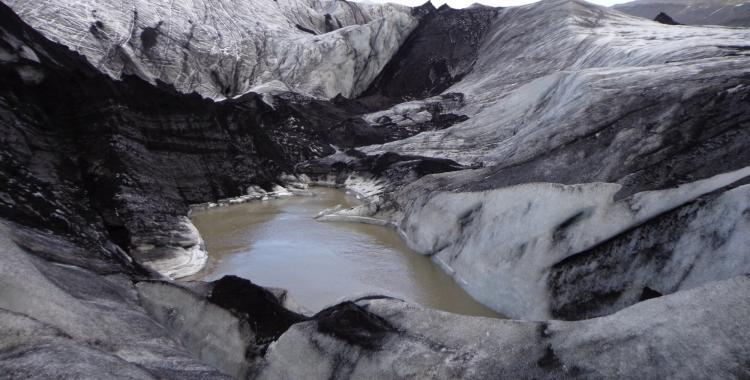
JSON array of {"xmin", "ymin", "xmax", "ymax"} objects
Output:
[
  {"xmin": 362, "ymin": 0, "xmax": 750, "ymax": 164},
  {"xmin": 0, "ymin": 223, "xmax": 229, "ymax": 378},
  {"xmin": 348, "ymin": 0, "xmax": 750, "ymax": 319},
  {"xmin": 614, "ymin": 0, "xmax": 750, "ymax": 27},
  {"xmin": 261, "ymin": 275, "xmax": 750, "ymax": 379},
  {"xmin": 549, "ymin": 182, "xmax": 750, "ymax": 319},
  {"xmin": 397, "ymin": 168, "xmax": 750, "ymax": 319},
  {"xmin": 5, "ymin": 0, "xmax": 416, "ymax": 99}
]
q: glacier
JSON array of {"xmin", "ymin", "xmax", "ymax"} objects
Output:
[
  {"xmin": 329, "ymin": 0, "xmax": 750, "ymax": 320},
  {"xmin": 6, "ymin": 0, "xmax": 417, "ymax": 99},
  {"xmin": 1, "ymin": 0, "xmax": 750, "ymax": 377}
]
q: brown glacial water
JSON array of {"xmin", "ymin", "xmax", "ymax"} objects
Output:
[{"xmin": 188, "ymin": 187, "xmax": 502, "ymax": 318}]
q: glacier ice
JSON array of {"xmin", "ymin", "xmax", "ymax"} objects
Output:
[{"xmin": 6, "ymin": 0, "xmax": 417, "ymax": 99}]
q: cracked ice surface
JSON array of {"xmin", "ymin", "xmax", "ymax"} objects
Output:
[{"xmin": 6, "ymin": 0, "xmax": 416, "ymax": 99}]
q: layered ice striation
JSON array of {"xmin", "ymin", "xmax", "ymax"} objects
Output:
[
  {"xmin": 398, "ymin": 168, "xmax": 750, "ymax": 319},
  {"xmin": 135, "ymin": 217, "xmax": 207, "ymax": 279}
]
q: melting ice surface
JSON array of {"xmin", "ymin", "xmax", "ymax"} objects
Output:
[{"xmin": 188, "ymin": 187, "xmax": 501, "ymax": 318}]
